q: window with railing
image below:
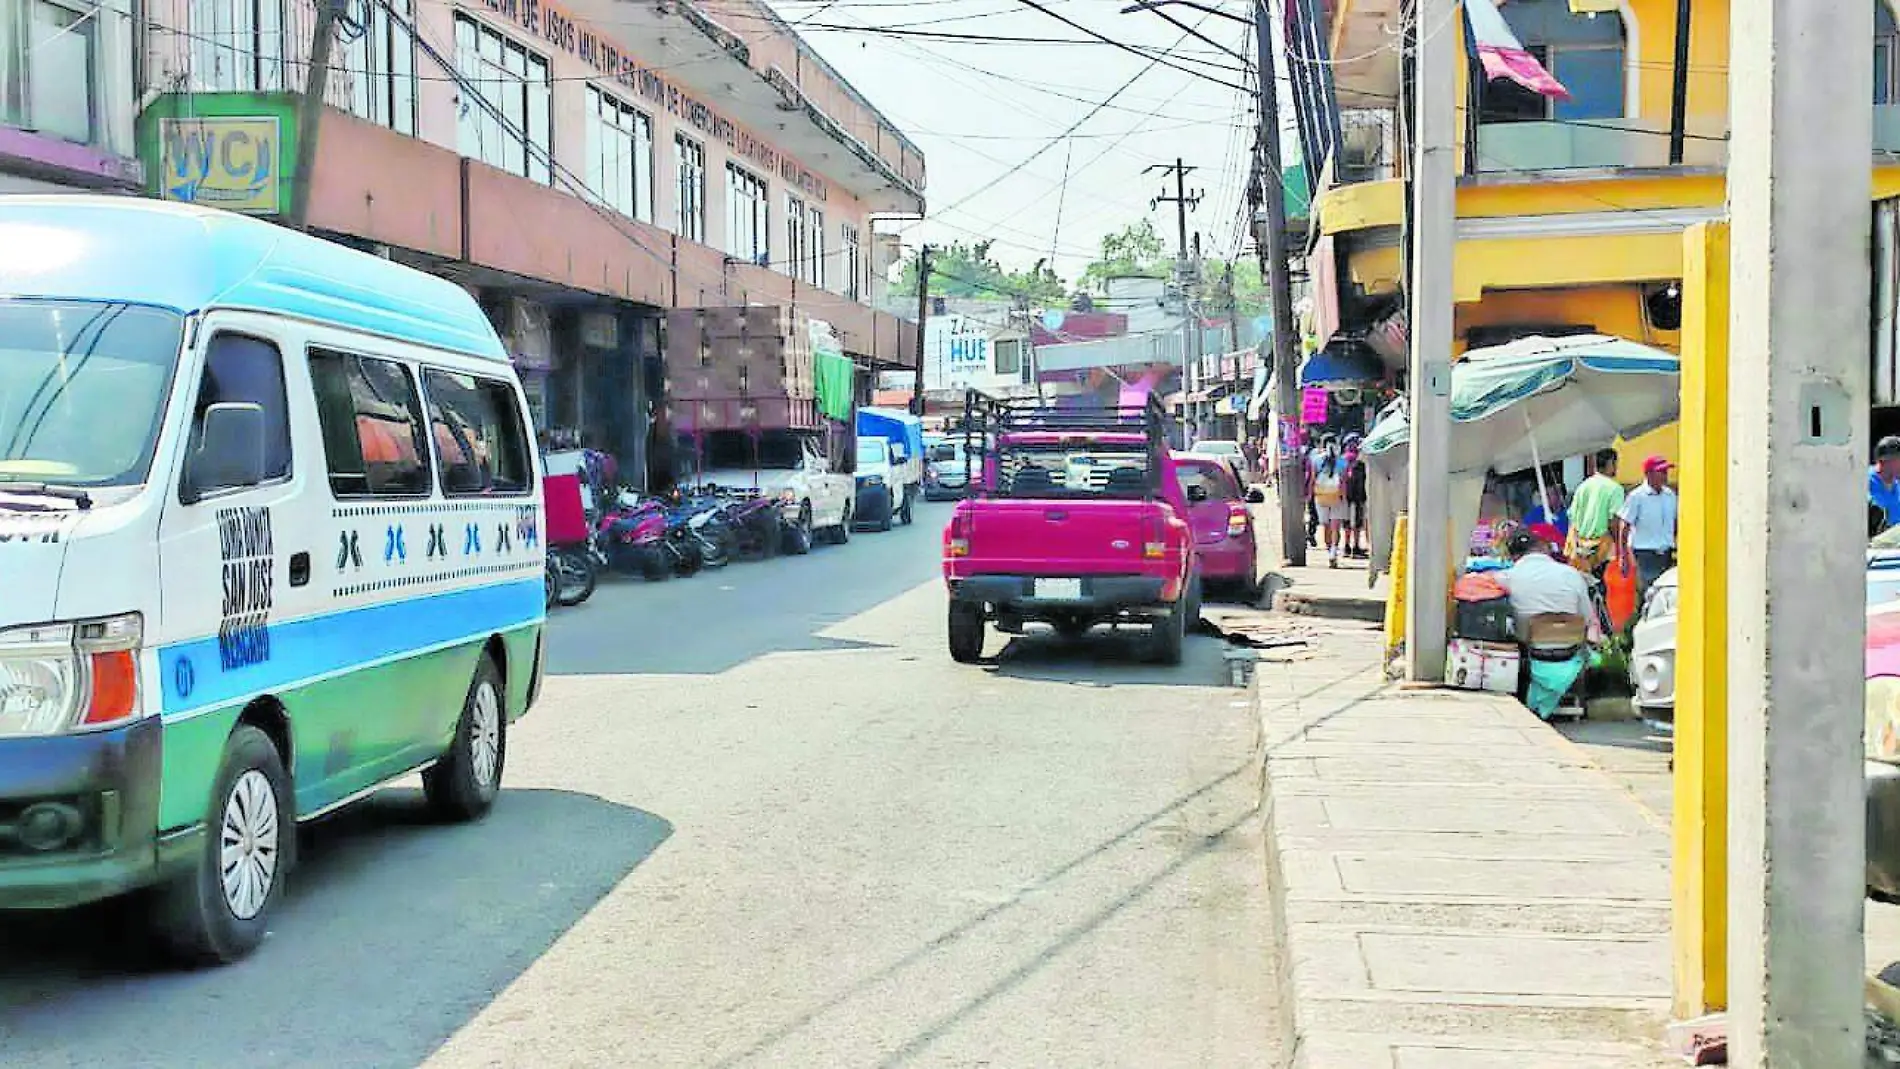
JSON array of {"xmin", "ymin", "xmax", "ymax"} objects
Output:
[
  {"xmin": 2, "ymin": 0, "xmax": 102, "ymax": 143},
  {"xmin": 785, "ymin": 194, "xmax": 808, "ymax": 279},
  {"xmin": 585, "ymin": 86, "xmax": 653, "ymax": 223},
  {"xmin": 841, "ymin": 224, "xmax": 863, "ymax": 301},
  {"xmin": 808, "ymin": 208, "xmax": 826, "ymax": 288},
  {"xmin": 341, "ymin": 0, "xmax": 417, "ymax": 135},
  {"xmin": 189, "ymin": 0, "xmax": 288, "ymax": 93},
  {"xmin": 454, "ymin": 14, "xmax": 550, "ymax": 184},
  {"xmin": 676, "ymin": 135, "xmax": 706, "ymax": 243},
  {"xmin": 727, "ymin": 164, "xmax": 769, "ymax": 264},
  {"xmin": 1476, "ymin": 0, "xmax": 1625, "ymax": 126}
]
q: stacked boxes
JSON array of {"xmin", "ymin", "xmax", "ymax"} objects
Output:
[{"xmin": 663, "ymin": 306, "xmax": 817, "ymax": 432}]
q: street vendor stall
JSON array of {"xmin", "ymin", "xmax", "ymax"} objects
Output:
[{"xmin": 1356, "ymin": 335, "xmax": 1681, "ymax": 685}]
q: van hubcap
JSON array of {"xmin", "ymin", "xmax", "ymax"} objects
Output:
[
  {"xmin": 470, "ymin": 682, "xmax": 501, "ymax": 792},
  {"xmin": 219, "ymin": 770, "xmax": 279, "ymax": 920}
]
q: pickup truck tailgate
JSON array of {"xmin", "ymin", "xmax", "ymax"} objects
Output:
[{"xmin": 955, "ymin": 499, "xmax": 1167, "ymax": 574}]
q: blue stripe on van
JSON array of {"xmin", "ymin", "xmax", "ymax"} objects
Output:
[{"xmin": 159, "ymin": 579, "xmax": 545, "ymax": 717}]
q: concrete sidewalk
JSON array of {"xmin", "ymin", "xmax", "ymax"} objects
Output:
[
  {"xmin": 1251, "ymin": 488, "xmax": 1389, "ymax": 622},
  {"xmin": 1255, "ymin": 624, "xmax": 1676, "ymax": 1068}
]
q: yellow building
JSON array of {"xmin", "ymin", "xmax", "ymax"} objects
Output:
[{"xmin": 1294, "ymin": 0, "xmax": 1900, "ymax": 477}]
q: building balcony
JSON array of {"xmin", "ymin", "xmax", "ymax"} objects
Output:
[{"xmin": 1473, "ymin": 116, "xmax": 1727, "ymax": 175}]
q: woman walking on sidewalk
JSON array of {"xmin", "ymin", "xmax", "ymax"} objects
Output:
[{"xmin": 1312, "ymin": 440, "xmax": 1350, "ymax": 567}]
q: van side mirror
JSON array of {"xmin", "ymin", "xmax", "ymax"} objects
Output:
[
  {"xmin": 1246, "ymin": 487, "xmax": 1266, "ymax": 504},
  {"xmin": 184, "ymin": 402, "xmax": 267, "ymax": 503}
]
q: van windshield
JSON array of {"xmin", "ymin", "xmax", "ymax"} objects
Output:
[{"xmin": 0, "ymin": 300, "xmax": 183, "ymax": 488}]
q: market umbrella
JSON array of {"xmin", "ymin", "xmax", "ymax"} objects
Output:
[
  {"xmin": 1358, "ymin": 334, "xmax": 1679, "ymax": 474},
  {"xmin": 1357, "ymin": 334, "xmax": 1680, "ymax": 580}
]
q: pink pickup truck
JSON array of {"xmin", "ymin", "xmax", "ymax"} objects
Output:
[{"xmin": 940, "ymin": 396, "xmax": 1198, "ymax": 664}]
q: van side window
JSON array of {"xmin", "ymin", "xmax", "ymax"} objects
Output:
[
  {"xmin": 190, "ymin": 333, "xmax": 292, "ymax": 482},
  {"xmin": 308, "ymin": 348, "xmax": 432, "ymax": 497},
  {"xmin": 420, "ymin": 370, "xmax": 532, "ymax": 496}
]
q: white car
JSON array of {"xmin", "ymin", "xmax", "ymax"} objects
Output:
[
  {"xmin": 699, "ymin": 432, "xmax": 854, "ymax": 553},
  {"xmin": 1632, "ymin": 552, "xmax": 1900, "ymax": 726},
  {"xmin": 1189, "ymin": 439, "xmax": 1250, "ymax": 484}
]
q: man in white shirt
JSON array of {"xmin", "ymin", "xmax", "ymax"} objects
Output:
[
  {"xmin": 1498, "ymin": 529, "xmax": 1601, "ymax": 645},
  {"xmin": 1618, "ymin": 454, "xmax": 1680, "ymax": 602},
  {"xmin": 1497, "ymin": 529, "xmax": 1600, "ymax": 719}
]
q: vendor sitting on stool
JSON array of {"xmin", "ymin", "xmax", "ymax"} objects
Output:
[{"xmin": 1497, "ymin": 527, "xmax": 1602, "ymax": 719}]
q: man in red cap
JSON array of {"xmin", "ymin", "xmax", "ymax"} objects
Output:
[{"xmin": 1618, "ymin": 455, "xmax": 1679, "ymax": 602}]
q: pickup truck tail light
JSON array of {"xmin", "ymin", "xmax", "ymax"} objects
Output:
[{"xmin": 946, "ymin": 510, "xmax": 970, "ymax": 557}]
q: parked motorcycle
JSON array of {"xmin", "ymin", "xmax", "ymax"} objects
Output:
[
  {"xmin": 597, "ymin": 500, "xmax": 677, "ymax": 581},
  {"xmin": 546, "ymin": 545, "xmax": 596, "ymax": 606}
]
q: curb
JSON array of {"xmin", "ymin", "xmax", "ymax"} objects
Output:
[{"xmin": 1272, "ymin": 592, "xmax": 1386, "ymax": 623}]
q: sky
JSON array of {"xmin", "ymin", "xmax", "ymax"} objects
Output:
[{"xmin": 758, "ymin": 0, "xmax": 1280, "ymax": 285}]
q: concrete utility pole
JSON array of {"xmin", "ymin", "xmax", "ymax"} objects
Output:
[
  {"xmin": 1724, "ymin": 0, "xmax": 1871, "ymax": 1061},
  {"xmin": 1147, "ymin": 160, "xmax": 1201, "ymax": 438},
  {"xmin": 1402, "ymin": 0, "xmax": 1455, "ymax": 682},
  {"xmin": 287, "ymin": 0, "xmax": 341, "ymax": 230},
  {"xmin": 912, "ymin": 245, "xmax": 931, "ymax": 416},
  {"xmin": 1252, "ymin": 0, "xmax": 1305, "ymax": 566}
]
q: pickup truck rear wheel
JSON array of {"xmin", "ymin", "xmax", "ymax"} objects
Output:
[
  {"xmin": 1147, "ymin": 599, "xmax": 1186, "ymax": 666},
  {"xmin": 948, "ymin": 603, "xmax": 985, "ymax": 663}
]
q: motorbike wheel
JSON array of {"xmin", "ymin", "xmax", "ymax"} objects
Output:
[
  {"xmin": 672, "ymin": 541, "xmax": 704, "ymax": 577},
  {"xmin": 545, "ymin": 563, "xmax": 559, "ymax": 608},
  {"xmin": 551, "ymin": 549, "xmax": 596, "ymax": 606},
  {"xmin": 638, "ymin": 545, "xmax": 672, "ymax": 582}
]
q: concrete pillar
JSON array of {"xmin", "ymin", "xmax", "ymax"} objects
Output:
[
  {"xmin": 1672, "ymin": 221, "xmax": 1729, "ymax": 1018},
  {"xmin": 1404, "ymin": 0, "xmax": 1457, "ymax": 682},
  {"xmin": 1726, "ymin": 0, "xmax": 1871, "ymax": 1062}
]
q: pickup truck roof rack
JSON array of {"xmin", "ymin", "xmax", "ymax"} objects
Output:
[
  {"xmin": 961, "ymin": 390, "xmax": 1172, "ymax": 498},
  {"xmin": 961, "ymin": 390, "xmax": 1170, "ymax": 447}
]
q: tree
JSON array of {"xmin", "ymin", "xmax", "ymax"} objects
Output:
[
  {"xmin": 895, "ymin": 241, "xmax": 1068, "ymax": 305},
  {"xmin": 1078, "ymin": 220, "xmax": 1170, "ymax": 292}
]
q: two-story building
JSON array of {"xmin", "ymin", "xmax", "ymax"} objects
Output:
[
  {"xmin": 114, "ymin": 0, "xmax": 922, "ymax": 485},
  {"xmin": 1290, "ymin": 0, "xmax": 1900, "ymax": 468}
]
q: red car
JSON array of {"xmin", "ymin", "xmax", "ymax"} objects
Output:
[
  {"xmin": 1172, "ymin": 453, "xmax": 1261, "ymax": 602},
  {"xmin": 941, "ymin": 395, "xmax": 1198, "ymax": 664}
]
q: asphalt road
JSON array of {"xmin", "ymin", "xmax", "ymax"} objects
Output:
[{"xmin": 0, "ymin": 501, "xmax": 1281, "ymax": 1068}]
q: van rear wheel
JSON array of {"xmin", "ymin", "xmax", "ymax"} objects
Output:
[
  {"xmin": 150, "ymin": 724, "xmax": 293, "ymax": 966},
  {"xmin": 424, "ymin": 656, "xmax": 506, "ymax": 822}
]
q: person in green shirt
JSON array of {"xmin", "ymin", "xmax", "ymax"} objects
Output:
[{"xmin": 1564, "ymin": 448, "xmax": 1627, "ymax": 578}]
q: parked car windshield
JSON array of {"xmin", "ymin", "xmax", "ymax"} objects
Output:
[
  {"xmin": 1175, "ymin": 457, "xmax": 1242, "ymax": 501},
  {"xmin": 0, "ymin": 299, "xmax": 183, "ymax": 489},
  {"xmin": 997, "ymin": 445, "xmax": 1150, "ymax": 499}
]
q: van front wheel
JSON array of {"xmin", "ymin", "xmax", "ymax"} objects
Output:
[
  {"xmin": 424, "ymin": 657, "xmax": 507, "ymax": 822},
  {"xmin": 151, "ymin": 724, "xmax": 293, "ymax": 966}
]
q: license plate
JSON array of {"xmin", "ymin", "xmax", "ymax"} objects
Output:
[{"xmin": 1035, "ymin": 578, "xmax": 1083, "ymax": 600}]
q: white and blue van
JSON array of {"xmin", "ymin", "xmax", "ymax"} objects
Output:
[{"xmin": 0, "ymin": 197, "xmax": 545, "ymax": 963}]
